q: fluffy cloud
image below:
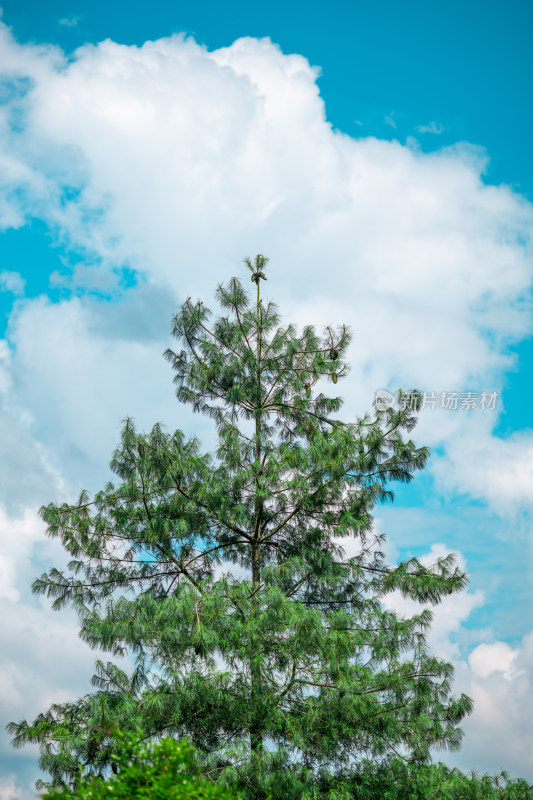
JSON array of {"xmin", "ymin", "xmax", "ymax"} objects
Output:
[
  {"xmin": 0, "ymin": 776, "xmax": 30, "ymax": 800},
  {"xmin": 468, "ymin": 640, "xmax": 519, "ymax": 680},
  {"xmin": 0, "ymin": 506, "xmax": 43, "ymax": 601},
  {"xmin": 0, "ymin": 503, "xmax": 98, "ymax": 798},
  {"xmin": 0, "ymin": 270, "xmax": 25, "ymax": 295},
  {"xmin": 0, "ymin": 334, "xmax": 64, "ymax": 514},
  {"xmin": 5, "ymin": 287, "xmax": 198, "ymax": 495},
  {"xmin": 449, "ymin": 632, "xmax": 533, "ymax": 780},
  {"xmin": 432, "ymin": 417, "xmax": 533, "ymax": 512},
  {"xmin": 0, "ymin": 21, "xmax": 531, "ymax": 512}
]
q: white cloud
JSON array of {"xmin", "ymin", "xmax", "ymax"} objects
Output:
[
  {"xmin": 431, "ymin": 415, "xmax": 533, "ymax": 512},
  {"xmin": 0, "ymin": 776, "xmax": 27, "ymax": 800},
  {"xmin": 0, "ymin": 501, "xmax": 99, "ymax": 797},
  {"xmin": 58, "ymin": 16, "xmax": 80, "ymax": 27},
  {"xmin": 0, "ymin": 601, "xmax": 98, "ymax": 798},
  {"xmin": 468, "ymin": 640, "xmax": 519, "ymax": 680},
  {"xmin": 448, "ymin": 632, "xmax": 533, "ymax": 780},
  {"xmin": 0, "ymin": 405, "xmax": 63, "ymax": 515},
  {"xmin": 0, "ymin": 506, "xmax": 43, "ymax": 601},
  {"xmin": 4, "ymin": 287, "xmax": 215, "ymax": 496},
  {"xmin": 0, "ymin": 271, "xmax": 25, "ymax": 296},
  {"xmin": 416, "ymin": 121, "xmax": 444, "ymax": 134},
  {"xmin": 1, "ymin": 21, "xmax": 529, "ymax": 510}
]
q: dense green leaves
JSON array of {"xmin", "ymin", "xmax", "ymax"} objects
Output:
[
  {"xmin": 39, "ymin": 735, "xmax": 533, "ymax": 800},
  {"xmin": 9, "ymin": 256, "xmax": 484, "ymax": 797},
  {"xmin": 321, "ymin": 760, "xmax": 533, "ymax": 800},
  {"xmin": 42, "ymin": 735, "xmax": 240, "ymax": 800}
]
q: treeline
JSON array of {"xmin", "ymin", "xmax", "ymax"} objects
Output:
[{"xmin": 43, "ymin": 735, "xmax": 533, "ymax": 800}]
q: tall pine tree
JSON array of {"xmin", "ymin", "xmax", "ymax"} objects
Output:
[{"xmin": 9, "ymin": 256, "xmax": 472, "ymax": 798}]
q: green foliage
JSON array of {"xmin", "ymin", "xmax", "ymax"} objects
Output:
[
  {"xmin": 40, "ymin": 736, "xmax": 533, "ymax": 800},
  {"xmin": 10, "ymin": 255, "xmax": 480, "ymax": 797},
  {"xmin": 334, "ymin": 759, "xmax": 533, "ymax": 800},
  {"xmin": 42, "ymin": 734, "xmax": 240, "ymax": 799}
]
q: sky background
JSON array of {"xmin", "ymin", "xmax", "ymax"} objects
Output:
[{"xmin": 0, "ymin": 0, "xmax": 533, "ymax": 796}]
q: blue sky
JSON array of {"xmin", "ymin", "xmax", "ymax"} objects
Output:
[{"xmin": 1, "ymin": 0, "xmax": 533, "ymax": 796}]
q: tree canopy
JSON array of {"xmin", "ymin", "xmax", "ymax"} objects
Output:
[{"xmin": 10, "ymin": 256, "xmax": 476, "ymax": 798}]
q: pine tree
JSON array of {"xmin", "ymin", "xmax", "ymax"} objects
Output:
[{"xmin": 9, "ymin": 256, "xmax": 473, "ymax": 798}]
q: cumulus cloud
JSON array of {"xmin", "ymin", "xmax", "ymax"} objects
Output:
[
  {"xmin": 4, "ymin": 284, "xmax": 216, "ymax": 496},
  {"xmin": 0, "ymin": 502, "xmax": 100, "ymax": 798},
  {"xmin": 0, "ymin": 776, "xmax": 28, "ymax": 800},
  {"xmin": 448, "ymin": 632, "xmax": 533, "ymax": 780},
  {"xmin": 0, "ymin": 506, "xmax": 43, "ymax": 601},
  {"xmin": 431, "ymin": 415, "xmax": 533, "ymax": 512},
  {"xmin": 469, "ymin": 640, "xmax": 519, "ymax": 680},
  {"xmin": 0, "ymin": 22, "xmax": 530, "ymax": 512},
  {"xmin": 0, "ymin": 334, "xmax": 65, "ymax": 514}
]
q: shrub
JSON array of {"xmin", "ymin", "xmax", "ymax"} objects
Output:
[{"xmin": 42, "ymin": 735, "xmax": 240, "ymax": 800}]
